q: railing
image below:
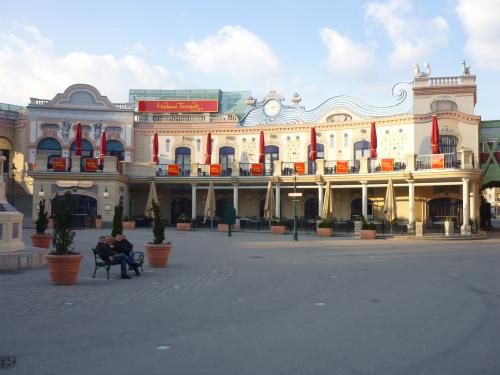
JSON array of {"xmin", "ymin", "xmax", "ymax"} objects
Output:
[
  {"xmin": 415, "ymin": 153, "xmax": 461, "ymax": 170},
  {"xmin": 239, "ymin": 163, "xmax": 252, "ymax": 176},
  {"xmin": 281, "ymin": 162, "xmax": 295, "ymax": 176},
  {"xmin": 156, "ymin": 164, "xmax": 190, "ymax": 176},
  {"xmin": 428, "ymin": 76, "xmax": 462, "ymax": 86},
  {"xmin": 135, "ymin": 113, "xmax": 238, "ymax": 123},
  {"xmin": 264, "ymin": 163, "xmax": 274, "ymax": 176},
  {"xmin": 324, "ymin": 160, "xmax": 359, "ymax": 174},
  {"xmin": 113, "ymin": 103, "xmax": 133, "ymax": 110},
  {"xmin": 29, "ymin": 98, "xmax": 50, "ymax": 105},
  {"xmin": 369, "ymin": 159, "xmax": 406, "ymax": 172}
]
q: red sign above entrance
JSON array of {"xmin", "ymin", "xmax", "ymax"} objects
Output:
[{"xmin": 137, "ymin": 100, "xmax": 219, "ymax": 113}]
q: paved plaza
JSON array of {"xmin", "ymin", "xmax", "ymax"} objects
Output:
[{"xmin": 2, "ymin": 229, "xmax": 500, "ymax": 374}]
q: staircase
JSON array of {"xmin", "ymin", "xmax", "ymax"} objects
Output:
[{"xmin": 5, "ymin": 179, "xmax": 34, "ymax": 228}]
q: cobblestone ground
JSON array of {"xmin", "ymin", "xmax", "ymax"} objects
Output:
[{"xmin": 2, "ymin": 228, "xmax": 500, "ymax": 375}]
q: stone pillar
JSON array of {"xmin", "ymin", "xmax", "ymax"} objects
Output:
[
  {"xmin": 415, "ymin": 222, "xmax": 424, "ymax": 237},
  {"xmin": 316, "ymin": 159, "xmax": 325, "ymax": 176},
  {"xmin": 317, "ymin": 183, "xmax": 323, "ymax": 218},
  {"xmin": 361, "ymin": 182, "xmax": 368, "ymax": 219},
  {"xmin": 460, "ymin": 149, "xmax": 474, "ymax": 169},
  {"xmin": 233, "ymin": 183, "xmax": 239, "ymax": 216},
  {"xmin": 462, "ymin": 177, "xmax": 471, "ymax": 234},
  {"xmin": 359, "ymin": 157, "xmax": 369, "ymax": 174},
  {"xmin": 470, "ymin": 178, "xmax": 476, "ymax": 223},
  {"xmin": 191, "ymin": 184, "xmax": 197, "ymax": 219},
  {"xmin": 71, "ymin": 155, "xmax": 81, "ymax": 172},
  {"xmin": 103, "ymin": 156, "xmax": 118, "ymax": 173},
  {"xmin": 35, "ymin": 154, "xmax": 48, "ymax": 172},
  {"xmin": 275, "ymin": 183, "xmax": 281, "ymax": 218},
  {"xmin": 273, "ymin": 160, "xmax": 282, "ymax": 176},
  {"xmin": 408, "ymin": 180, "xmax": 415, "ymax": 230},
  {"xmin": 405, "ymin": 154, "xmax": 416, "ymax": 172},
  {"xmin": 232, "ymin": 161, "xmax": 240, "ymax": 176},
  {"xmin": 190, "ymin": 162, "xmax": 199, "ymax": 177}
]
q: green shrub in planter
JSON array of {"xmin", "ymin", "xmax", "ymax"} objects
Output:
[
  {"xmin": 35, "ymin": 199, "xmax": 49, "ymax": 234},
  {"xmin": 271, "ymin": 217, "xmax": 286, "ymax": 226},
  {"xmin": 111, "ymin": 204, "xmax": 123, "ymax": 237},
  {"xmin": 176, "ymin": 213, "xmax": 191, "ymax": 223},
  {"xmin": 318, "ymin": 218, "xmax": 333, "ymax": 228}
]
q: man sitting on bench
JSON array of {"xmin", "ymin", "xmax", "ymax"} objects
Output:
[
  {"xmin": 113, "ymin": 234, "xmax": 134, "ymax": 264},
  {"xmin": 96, "ymin": 236, "xmax": 140, "ymax": 279}
]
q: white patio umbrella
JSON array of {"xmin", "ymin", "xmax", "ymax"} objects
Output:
[
  {"xmin": 204, "ymin": 182, "xmax": 216, "ymax": 227},
  {"xmin": 263, "ymin": 180, "xmax": 276, "ymax": 220},
  {"xmin": 384, "ymin": 178, "xmax": 397, "ymax": 222},
  {"xmin": 145, "ymin": 181, "xmax": 159, "ymax": 217},
  {"xmin": 322, "ymin": 181, "xmax": 333, "ymax": 219}
]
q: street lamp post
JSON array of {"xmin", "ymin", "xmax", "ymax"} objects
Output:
[{"xmin": 10, "ymin": 163, "xmax": 17, "ymax": 205}]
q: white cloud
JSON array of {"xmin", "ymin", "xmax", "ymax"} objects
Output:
[
  {"xmin": 171, "ymin": 25, "xmax": 280, "ymax": 77},
  {"xmin": 456, "ymin": 0, "xmax": 500, "ymax": 70},
  {"xmin": 0, "ymin": 24, "xmax": 176, "ymax": 105},
  {"xmin": 319, "ymin": 28, "xmax": 373, "ymax": 76},
  {"xmin": 365, "ymin": 0, "xmax": 449, "ymax": 69}
]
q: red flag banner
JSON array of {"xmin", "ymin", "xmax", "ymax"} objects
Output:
[
  {"xmin": 251, "ymin": 163, "xmax": 263, "ymax": 176},
  {"xmin": 210, "ymin": 164, "xmax": 221, "ymax": 176},
  {"xmin": 381, "ymin": 158, "xmax": 394, "ymax": 172},
  {"xmin": 138, "ymin": 100, "xmax": 219, "ymax": 113},
  {"xmin": 431, "ymin": 154, "xmax": 444, "ymax": 169},
  {"xmin": 84, "ymin": 158, "xmax": 99, "ymax": 172},
  {"xmin": 52, "ymin": 158, "xmax": 67, "ymax": 171},
  {"xmin": 294, "ymin": 162, "xmax": 305, "ymax": 175},
  {"xmin": 167, "ymin": 164, "xmax": 180, "ymax": 176},
  {"xmin": 336, "ymin": 160, "xmax": 348, "ymax": 174}
]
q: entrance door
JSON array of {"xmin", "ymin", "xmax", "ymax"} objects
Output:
[
  {"xmin": 304, "ymin": 198, "xmax": 318, "ymax": 220},
  {"xmin": 171, "ymin": 197, "xmax": 192, "ymax": 223},
  {"xmin": 351, "ymin": 198, "xmax": 373, "ymax": 220},
  {"xmin": 51, "ymin": 193, "xmax": 97, "ymax": 228}
]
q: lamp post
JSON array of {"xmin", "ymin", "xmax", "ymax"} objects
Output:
[
  {"xmin": 293, "ymin": 168, "xmax": 298, "ymax": 241},
  {"xmin": 10, "ymin": 163, "xmax": 17, "ymax": 205}
]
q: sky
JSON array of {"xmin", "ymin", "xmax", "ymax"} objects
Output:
[{"xmin": 0, "ymin": 0, "xmax": 499, "ymax": 119}]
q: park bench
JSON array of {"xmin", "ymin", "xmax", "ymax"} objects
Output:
[{"xmin": 92, "ymin": 249, "xmax": 145, "ymax": 279}]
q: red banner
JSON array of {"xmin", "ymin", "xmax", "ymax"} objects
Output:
[
  {"xmin": 431, "ymin": 154, "xmax": 444, "ymax": 169},
  {"xmin": 381, "ymin": 158, "xmax": 394, "ymax": 172},
  {"xmin": 336, "ymin": 160, "xmax": 348, "ymax": 174},
  {"xmin": 52, "ymin": 158, "xmax": 67, "ymax": 171},
  {"xmin": 84, "ymin": 158, "xmax": 99, "ymax": 172},
  {"xmin": 251, "ymin": 163, "xmax": 263, "ymax": 176},
  {"xmin": 294, "ymin": 162, "xmax": 305, "ymax": 175},
  {"xmin": 138, "ymin": 100, "xmax": 219, "ymax": 113},
  {"xmin": 210, "ymin": 164, "xmax": 221, "ymax": 176},
  {"xmin": 167, "ymin": 164, "xmax": 180, "ymax": 176}
]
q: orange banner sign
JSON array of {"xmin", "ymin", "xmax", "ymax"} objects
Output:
[
  {"xmin": 138, "ymin": 100, "xmax": 219, "ymax": 113},
  {"xmin": 251, "ymin": 163, "xmax": 263, "ymax": 176},
  {"xmin": 294, "ymin": 162, "xmax": 305, "ymax": 175},
  {"xmin": 84, "ymin": 158, "xmax": 99, "ymax": 172},
  {"xmin": 210, "ymin": 164, "xmax": 221, "ymax": 176},
  {"xmin": 167, "ymin": 164, "xmax": 180, "ymax": 176},
  {"xmin": 431, "ymin": 154, "xmax": 444, "ymax": 169},
  {"xmin": 336, "ymin": 160, "xmax": 348, "ymax": 174},
  {"xmin": 381, "ymin": 158, "xmax": 394, "ymax": 172},
  {"xmin": 52, "ymin": 158, "xmax": 67, "ymax": 171}
]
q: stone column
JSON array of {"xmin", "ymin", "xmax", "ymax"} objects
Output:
[
  {"xmin": 361, "ymin": 182, "xmax": 368, "ymax": 219},
  {"xmin": 462, "ymin": 177, "xmax": 471, "ymax": 234},
  {"xmin": 470, "ymin": 178, "xmax": 476, "ymax": 223},
  {"xmin": 103, "ymin": 156, "xmax": 118, "ymax": 173},
  {"xmin": 405, "ymin": 154, "xmax": 416, "ymax": 172},
  {"xmin": 275, "ymin": 183, "xmax": 281, "ymax": 218},
  {"xmin": 191, "ymin": 184, "xmax": 197, "ymax": 219},
  {"xmin": 408, "ymin": 180, "xmax": 415, "ymax": 230},
  {"xmin": 233, "ymin": 183, "xmax": 239, "ymax": 216},
  {"xmin": 359, "ymin": 157, "xmax": 369, "ymax": 174},
  {"xmin": 273, "ymin": 160, "xmax": 282, "ymax": 176},
  {"xmin": 35, "ymin": 154, "xmax": 48, "ymax": 172},
  {"xmin": 71, "ymin": 155, "xmax": 81, "ymax": 172},
  {"xmin": 232, "ymin": 161, "xmax": 240, "ymax": 177},
  {"xmin": 317, "ymin": 183, "xmax": 323, "ymax": 218},
  {"xmin": 316, "ymin": 159, "xmax": 325, "ymax": 176}
]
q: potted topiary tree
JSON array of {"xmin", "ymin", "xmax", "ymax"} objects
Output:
[
  {"xmin": 31, "ymin": 198, "xmax": 52, "ymax": 248},
  {"xmin": 108, "ymin": 204, "xmax": 123, "ymax": 244},
  {"xmin": 45, "ymin": 191, "xmax": 83, "ymax": 285},
  {"xmin": 122, "ymin": 216, "xmax": 136, "ymax": 230},
  {"xmin": 360, "ymin": 215, "xmax": 377, "ymax": 239},
  {"xmin": 271, "ymin": 217, "xmax": 286, "ymax": 234},
  {"xmin": 145, "ymin": 199, "xmax": 172, "ymax": 267},
  {"xmin": 317, "ymin": 218, "xmax": 333, "ymax": 237},
  {"xmin": 176, "ymin": 213, "xmax": 192, "ymax": 231}
]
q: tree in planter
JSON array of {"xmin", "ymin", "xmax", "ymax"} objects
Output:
[
  {"xmin": 318, "ymin": 218, "xmax": 333, "ymax": 228},
  {"xmin": 152, "ymin": 199, "xmax": 168, "ymax": 244},
  {"xmin": 176, "ymin": 213, "xmax": 191, "ymax": 223},
  {"xmin": 111, "ymin": 204, "xmax": 123, "ymax": 237},
  {"xmin": 52, "ymin": 191, "xmax": 76, "ymax": 255},
  {"xmin": 35, "ymin": 199, "xmax": 49, "ymax": 234},
  {"xmin": 271, "ymin": 216, "xmax": 286, "ymax": 226},
  {"xmin": 361, "ymin": 215, "xmax": 376, "ymax": 230}
]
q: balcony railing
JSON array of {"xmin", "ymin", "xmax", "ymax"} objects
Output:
[
  {"xmin": 415, "ymin": 153, "xmax": 461, "ymax": 170},
  {"xmin": 369, "ymin": 159, "xmax": 406, "ymax": 173},
  {"xmin": 324, "ymin": 160, "xmax": 359, "ymax": 174},
  {"xmin": 135, "ymin": 113, "xmax": 238, "ymax": 123}
]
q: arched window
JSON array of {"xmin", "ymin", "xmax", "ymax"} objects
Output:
[
  {"xmin": 439, "ymin": 135, "xmax": 458, "ymax": 154},
  {"xmin": 354, "ymin": 141, "xmax": 370, "ymax": 160},
  {"xmin": 70, "ymin": 139, "xmax": 94, "ymax": 159},
  {"xmin": 219, "ymin": 146, "xmax": 235, "ymax": 176},
  {"xmin": 37, "ymin": 137, "xmax": 62, "ymax": 168},
  {"xmin": 106, "ymin": 140, "xmax": 125, "ymax": 161},
  {"xmin": 175, "ymin": 147, "xmax": 191, "ymax": 176},
  {"xmin": 308, "ymin": 143, "xmax": 325, "ymax": 160},
  {"xmin": 264, "ymin": 145, "xmax": 279, "ymax": 176}
]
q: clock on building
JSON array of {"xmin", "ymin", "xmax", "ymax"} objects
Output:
[{"xmin": 263, "ymin": 99, "xmax": 281, "ymax": 117}]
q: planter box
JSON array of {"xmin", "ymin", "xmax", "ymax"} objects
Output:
[
  {"xmin": 316, "ymin": 227, "xmax": 333, "ymax": 237},
  {"xmin": 176, "ymin": 222, "xmax": 192, "ymax": 231},
  {"xmin": 122, "ymin": 221, "xmax": 136, "ymax": 230},
  {"xmin": 31, "ymin": 234, "xmax": 53, "ymax": 249},
  {"xmin": 360, "ymin": 229, "xmax": 377, "ymax": 239},
  {"xmin": 271, "ymin": 225, "xmax": 286, "ymax": 234},
  {"xmin": 95, "ymin": 218, "xmax": 102, "ymax": 229},
  {"xmin": 145, "ymin": 243, "xmax": 172, "ymax": 267},
  {"xmin": 45, "ymin": 253, "xmax": 84, "ymax": 285},
  {"xmin": 218, "ymin": 223, "xmax": 229, "ymax": 232}
]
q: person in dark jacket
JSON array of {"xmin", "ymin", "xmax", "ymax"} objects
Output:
[
  {"xmin": 95, "ymin": 236, "xmax": 140, "ymax": 278},
  {"xmin": 112, "ymin": 234, "xmax": 135, "ymax": 263}
]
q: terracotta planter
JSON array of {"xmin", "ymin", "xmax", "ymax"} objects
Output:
[
  {"xmin": 31, "ymin": 233, "xmax": 53, "ymax": 249},
  {"xmin": 360, "ymin": 229, "xmax": 377, "ymax": 239},
  {"xmin": 45, "ymin": 253, "xmax": 84, "ymax": 285},
  {"xmin": 95, "ymin": 218, "xmax": 102, "ymax": 229},
  {"xmin": 218, "ymin": 223, "xmax": 229, "ymax": 232},
  {"xmin": 271, "ymin": 225, "xmax": 286, "ymax": 234},
  {"xmin": 316, "ymin": 227, "xmax": 333, "ymax": 237},
  {"xmin": 176, "ymin": 223, "xmax": 191, "ymax": 231},
  {"xmin": 123, "ymin": 221, "xmax": 136, "ymax": 230},
  {"xmin": 145, "ymin": 243, "xmax": 172, "ymax": 267}
]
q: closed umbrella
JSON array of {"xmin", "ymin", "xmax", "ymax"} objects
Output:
[
  {"xmin": 310, "ymin": 127, "xmax": 317, "ymax": 161},
  {"xmin": 99, "ymin": 130, "xmax": 107, "ymax": 165},
  {"xmin": 75, "ymin": 122, "xmax": 82, "ymax": 156},
  {"xmin": 384, "ymin": 178, "xmax": 397, "ymax": 223},
  {"xmin": 263, "ymin": 180, "xmax": 276, "ymax": 220},
  {"xmin": 322, "ymin": 181, "xmax": 333, "ymax": 219},
  {"xmin": 152, "ymin": 132, "xmax": 159, "ymax": 164},
  {"xmin": 258, "ymin": 130, "xmax": 265, "ymax": 164},
  {"xmin": 204, "ymin": 182, "xmax": 216, "ymax": 227},
  {"xmin": 431, "ymin": 115, "xmax": 440, "ymax": 154},
  {"xmin": 145, "ymin": 181, "xmax": 159, "ymax": 217},
  {"xmin": 205, "ymin": 132, "xmax": 212, "ymax": 165},
  {"xmin": 370, "ymin": 122, "xmax": 377, "ymax": 159}
]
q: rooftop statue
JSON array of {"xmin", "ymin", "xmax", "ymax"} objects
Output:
[{"xmin": 413, "ymin": 62, "xmax": 431, "ymax": 78}]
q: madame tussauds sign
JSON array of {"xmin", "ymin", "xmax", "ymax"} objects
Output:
[{"xmin": 138, "ymin": 100, "xmax": 219, "ymax": 113}]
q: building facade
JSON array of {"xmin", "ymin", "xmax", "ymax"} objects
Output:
[{"xmin": 0, "ymin": 63, "xmax": 485, "ymax": 233}]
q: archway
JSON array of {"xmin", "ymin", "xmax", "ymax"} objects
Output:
[
  {"xmin": 351, "ymin": 198, "xmax": 373, "ymax": 220},
  {"xmin": 51, "ymin": 193, "xmax": 97, "ymax": 228},
  {"xmin": 107, "ymin": 140, "xmax": 125, "ymax": 161},
  {"xmin": 428, "ymin": 198, "xmax": 462, "ymax": 223},
  {"xmin": 171, "ymin": 197, "xmax": 192, "ymax": 223},
  {"xmin": 304, "ymin": 197, "xmax": 318, "ymax": 220},
  {"xmin": 37, "ymin": 137, "xmax": 62, "ymax": 169}
]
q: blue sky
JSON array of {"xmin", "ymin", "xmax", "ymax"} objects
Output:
[{"xmin": 1, "ymin": 0, "xmax": 499, "ymax": 119}]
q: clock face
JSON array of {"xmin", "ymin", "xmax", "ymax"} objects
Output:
[{"xmin": 264, "ymin": 99, "xmax": 281, "ymax": 117}]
